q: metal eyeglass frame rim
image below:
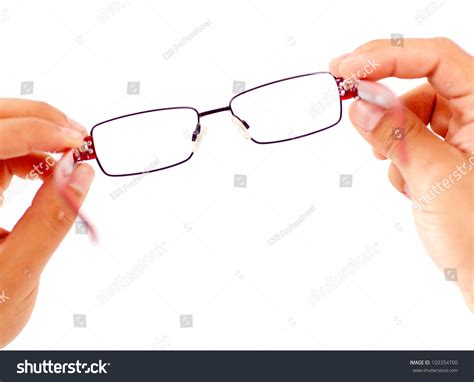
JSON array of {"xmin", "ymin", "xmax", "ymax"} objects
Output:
[{"xmin": 85, "ymin": 71, "xmax": 356, "ymax": 177}]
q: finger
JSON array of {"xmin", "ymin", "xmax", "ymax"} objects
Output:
[
  {"xmin": 387, "ymin": 162, "xmax": 406, "ymax": 196},
  {"xmin": 399, "ymin": 83, "xmax": 452, "ymax": 138},
  {"xmin": 372, "ymin": 147, "xmax": 387, "ymax": 160},
  {"xmin": 0, "ymin": 162, "xmax": 9, "ymax": 191},
  {"xmin": 0, "ymin": 228, "xmax": 9, "ymax": 246},
  {"xmin": 331, "ymin": 38, "xmax": 402, "ymax": 64},
  {"xmin": 348, "ymin": 98, "xmax": 465, "ymax": 193},
  {"xmin": 328, "ymin": 53, "xmax": 352, "ymax": 73},
  {"xmin": 450, "ymin": 123, "xmax": 474, "ymax": 153},
  {"xmin": 0, "ymin": 154, "xmax": 53, "ymax": 193},
  {"xmin": 3, "ymin": 153, "xmax": 56, "ymax": 181},
  {"xmin": 0, "ymin": 228, "xmax": 9, "ymax": 239},
  {"xmin": 0, "ymin": 99, "xmax": 87, "ymax": 133},
  {"xmin": 331, "ymin": 38, "xmax": 474, "ymax": 120},
  {"xmin": 0, "ymin": 163, "xmax": 94, "ymax": 293},
  {"xmin": 330, "ymin": 38, "xmax": 408, "ymax": 71},
  {"xmin": 0, "ymin": 118, "xmax": 84, "ymax": 160}
]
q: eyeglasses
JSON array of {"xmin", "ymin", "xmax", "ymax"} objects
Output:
[
  {"xmin": 64, "ymin": 73, "xmax": 404, "ymax": 241},
  {"xmin": 73, "ymin": 71, "xmax": 359, "ymax": 176}
]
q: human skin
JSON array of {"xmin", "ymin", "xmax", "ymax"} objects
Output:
[
  {"xmin": 330, "ymin": 37, "xmax": 473, "ymax": 310},
  {"xmin": 0, "ymin": 37, "xmax": 472, "ymax": 349},
  {"xmin": 0, "ymin": 99, "xmax": 94, "ymax": 348}
]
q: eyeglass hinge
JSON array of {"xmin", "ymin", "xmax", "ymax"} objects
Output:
[
  {"xmin": 73, "ymin": 135, "xmax": 97, "ymax": 162},
  {"xmin": 336, "ymin": 77, "xmax": 358, "ymax": 100}
]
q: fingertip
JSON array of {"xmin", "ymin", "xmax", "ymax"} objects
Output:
[
  {"xmin": 67, "ymin": 163, "xmax": 95, "ymax": 198},
  {"xmin": 67, "ymin": 118, "xmax": 88, "ymax": 135},
  {"xmin": 347, "ymin": 98, "xmax": 361, "ymax": 128},
  {"xmin": 329, "ymin": 53, "xmax": 350, "ymax": 76},
  {"xmin": 349, "ymin": 99, "xmax": 385, "ymax": 133},
  {"xmin": 372, "ymin": 147, "xmax": 387, "ymax": 160},
  {"xmin": 348, "ymin": 98, "xmax": 364, "ymax": 124},
  {"xmin": 58, "ymin": 127, "xmax": 85, "ymax": 148},
  {"xmin": 337, "ymin": 53, "xmax": 377, "ymax": 80}
]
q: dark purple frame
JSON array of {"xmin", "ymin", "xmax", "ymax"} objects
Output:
[
  {"xmin": 229, "ymin": 71, "xmax": 343, "ymax": 144},
  {"xmin": 90, "ymin": 106, "xmax": 200, "ymax": 177},
  {"xmin": 80, "ymin": 72, "xmax": 357, "ymax": 177}
]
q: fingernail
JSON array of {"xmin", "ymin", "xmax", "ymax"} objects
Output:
[
  {"xmin": 67, "ymin": 118, "xmax": 88, "ymax": 134},
  {"xmin": 350, "ymin": 99, "xmax": 385, "ymax": 133},
  {"xmin": 67, "ymin": 164, "xmax": 94, "ymax": 196},
  {"xmin": 59, "ymin": 126, "xmax": 84, "ymax": 143},
  {"xmin": 59, "ymin": 151, "xmax": 75, "ymax": 177}
]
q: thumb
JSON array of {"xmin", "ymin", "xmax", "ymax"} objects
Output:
[
  {"xmin": 348, "ymin": 99, "xmax": 466, "ymax": 195},
  {"xmin": 2, "ymin": 163, "xmax": 94, "ymax": 283}
]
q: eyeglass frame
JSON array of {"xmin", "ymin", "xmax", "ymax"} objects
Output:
[{"xmin": 73, "ymin": 71, "xmax": 358, "ymax": 177}]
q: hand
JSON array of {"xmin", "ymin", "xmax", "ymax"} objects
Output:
[
  {"xmin": 0, "ymin": 99, "xmax": 95, "ymax": 347},
  {"xmin": 330, "ymin": 37, "xmax": 474, "ymax": 311}
]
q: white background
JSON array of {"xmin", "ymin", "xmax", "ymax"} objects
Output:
[{"xmin": 1, "ymin": 0, "xmax": 473, "ymax": 349}]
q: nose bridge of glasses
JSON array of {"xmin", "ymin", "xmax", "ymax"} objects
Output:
[{"xmin": 199, "ymin": 105, "xmax": 231, "ymax": 117}]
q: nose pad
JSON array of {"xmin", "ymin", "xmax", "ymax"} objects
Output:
[
  {"xmin": 191, "ymin": 122, "xmax": 201, "ymax": 142},
  {"xmin": 192, "ymin": 125, "xmax": 208, "ymax": 153},
  {"xmin": 232, "ymin": 116, "xmax": 250, "ymax": 139}
]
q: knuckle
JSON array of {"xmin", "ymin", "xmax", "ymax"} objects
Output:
[
  {"xmin": 17, "ymin": 123, "xmax": 33, "ymax": 150},
  {"xmin": 66, "ymin": 183, "xmax": 87, "ymax": 199},
  {"xmin": 27, "ymin": 117, "xmax": 56, "ymax": 136},
  {"xmin": 34, "ymin": 100, "xmax": 53, "ymax": 113},
  {"xmin": 433, "ymin": 37, "xmax": 455, "ymax": 50},
  {"xmin": 370, "ymin": 38, "xmax": 387, "ymax": 47},
  {"xmin": 355, "ymin": 39, "xmax": 385, "ymax": 53},
  {"xmin": 20, "ymin": 118, "xmax": 45, "ymax": 141},
  {"xmin": 33, "ymin": 101, "xmax": 67, "ymax": 125},
  {"xmin": 375, "ymin": 112, "xmax": 420, "ymax": 158},
  {"xmin": 38, "ymin": 197, "xmax": 75, "ymax": 237}
]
